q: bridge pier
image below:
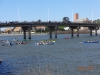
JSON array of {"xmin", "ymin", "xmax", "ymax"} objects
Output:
[
  {"xmin": 70, "ymin": 26, "xmax": 79, "ymax": 37},
  {"xmin": 48, "ymin": 26, "xmax": 55, "ymax": 38},
  {"xmin": 95, "ymin": 29, "xmax": 97, "ymax": 36},
  {"xmin": 90, "ymin": 29, "xmax": 92, "ymax": 36},
  {"xmin": 70, "ymin": 28, "xmax": 73, "ymax": 37},
  {"xmin": 95, "ymin": 26, "xmax": 99, "ymax": 36},
  {"xmin": 77, "ymin": 29, "xmax": 79, "ymax": 37},
  {"xmin": 89, "ymin": 27, "xmax": 97, "ymax": 36},
  {"xmin": 77, "ymin": 26, "xmax": 80, "ymax": 37},
  {"xmin": 55, "ymin": 25, "xmax": 58, "ymax": 38},
  {"xmin": 23, "ymin": 29, "xmax": 26, "ymax": 39},
  {"xmin": 22, "ymin": 26, "xmax": 32, "ymax": 39},
  {"xmin": 88, "ymin": 27, "xmax": 92, "ymax": 36},
  {"xmin": 49, "ymin": 28, "xmax": 52, "ymax": 38},
  {"xmin": 28, "ymin": 29, "xmax": 31, "ymax": 39},
  {"xmin": 55, "ymin": 29, "xmax": 57, "ymax": 38},
  {"xmin": 28, "ymin": 26, "xmax": 32, "ymax": 39}
]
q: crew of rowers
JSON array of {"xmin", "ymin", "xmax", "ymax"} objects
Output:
[
  {"xmin": 0, "ymin": 38, "xmax": 18, "ymax": 43},
  {"xmin": 83, "ymin": 40, "xmax": 100, "ymax": 43},
  {"xmin": 0, "ymin": 38, "xmax": 27, "ymax": 46},
  {"xmin": 35, "ymin": 40, "xmax": 55, "ymax": 45},
  {"xmin": 2, "ymin": 40, "xmax": 12, "ymax": 46},
  {"xmin": 17, "ymin": 41, "xmax": 27, "ymax": 45},
  {"xmin": 13, "ymin": 38, "xmax": 19, "ymax": 41}
]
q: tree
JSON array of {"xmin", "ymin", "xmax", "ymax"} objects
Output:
[{"xmin": 93, "ymin": 19, "xmax": 100, "ymax": 27}]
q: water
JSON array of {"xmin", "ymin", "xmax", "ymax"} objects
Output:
[{"xmin": 0, "ymin": 34, "xmax": 100, "ymax": 75}]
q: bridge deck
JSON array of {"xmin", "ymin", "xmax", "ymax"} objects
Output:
[{"xmin": 0, "ymin": 21, "xmax": 98, "ymax": 27}]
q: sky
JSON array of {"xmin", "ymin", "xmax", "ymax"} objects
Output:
[{"xmin": 0, "ymin": 0, "xmax": 100, "ymax": 30}]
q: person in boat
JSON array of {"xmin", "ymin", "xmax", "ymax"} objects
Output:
[
  {"xmin": 5, "ymin": 40, "xmax": 10, "ymax": 43},
  {"xmin": 18, "ymin": 41, "xmax": 23, "ymax": 44},
  {"xmin": 90, "ymin": 40, "xmax": 92, "ymax": 42},
  {"xmin": 23, "ymin": 39, "xmax": 27, "ymax": 42},
  {"xmin": 18, "ymin": 42, "xmax": 21, "ymax": 44},
  {"xmin": 9, "ymin": 42, "xmax": 12, "ymax": 46},
  {"xmin": 13, "ymin": 38, "xmax": 19, "ymax": 41},
  {"xmin": 18, "ymin": 41, "xmax": 26, "ymax": 44},
  {"xmin": 2, "ymin": 40, "xmax": 5, "ymax": 42},
  {"xmin": 83, "ymin": 40, "xmax": 86, "ymax": 42}
]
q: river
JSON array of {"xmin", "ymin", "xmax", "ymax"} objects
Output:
[{"xmin": 0, "ymin": 34, "xmax": 100, "ymax": 75}]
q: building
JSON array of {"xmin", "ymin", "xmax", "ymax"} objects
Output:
[
  {"xmin": 75, "ymin": 18, "xmax": 91, "ymax": 23},
  {"xmin": 74, "ymin": 13, "xmax": 92, "ymax": 31},
  {"xmin": 74, "ymin": 13, "xmax": 78, "ymax": 21},
  {"xmin": 4, "ymin": 28, "xmax": 13, "ymax": 34},
  {"xmin": 13, "ymin": 27, "xmax": 22, "ymax": 32},
  {"xmin": 36, "ymin": 26, "xmax": 46, "ymax": 30}
]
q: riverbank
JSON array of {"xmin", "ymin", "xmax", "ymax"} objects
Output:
[
  {"xmin": 0, "ymin": 29, "xmax": 100, "ymax": 36},
  {"xmin": 0, "ymin": 33, "xmax": 48, "ymax": 36}
]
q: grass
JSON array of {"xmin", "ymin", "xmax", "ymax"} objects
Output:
[{"xmin": 59, "ymin": 26, "xmax": 67, "ymax": 29}]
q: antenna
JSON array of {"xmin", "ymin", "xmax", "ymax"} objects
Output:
[
  {"xmin": 18, "ymin": 6, "xmax": 20, "ymax": 21},
  {"xmin": 48, "ymin": 7, "xmax": 49, "ymax": 21}
]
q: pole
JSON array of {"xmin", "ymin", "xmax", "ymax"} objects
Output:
[
  {"xmin": 72, "ymin": 9, "xmax": 73, "ymax": 22},
  {"xmin": 48, "ymin": 7, "xmax": 49, "ymax": 21},
  {"xmin": 18, "ymin": 6, "xmax": 22, "ymax": 34},
  {"xmin": 92, "ymin": 10, "xmax": 93, "ymax": 22},
  {"xmin": 18, "ymin": 6, "xmax": 20, "ymax": 21}
]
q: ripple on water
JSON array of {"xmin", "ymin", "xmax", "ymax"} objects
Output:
[{"xmin": 0, "ymin": 34, "xmax": 100, "ymax": 75}]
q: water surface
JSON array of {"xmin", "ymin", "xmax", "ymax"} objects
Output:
[{"xmin": 0, "ymin": 34, "xmax": 100, "ymax": 75}]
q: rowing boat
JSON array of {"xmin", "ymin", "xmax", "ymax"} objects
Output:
[{"xmin": 80, "ymin": 42, "xmax": 100, "ymax": 43}]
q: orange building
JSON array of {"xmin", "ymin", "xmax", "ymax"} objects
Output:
[{"xmin": 74, "ymin": 13, "xmax": 78, "ymax": 21}]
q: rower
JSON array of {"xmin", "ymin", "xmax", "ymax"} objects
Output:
[{"xmin": 83, "ymin": 40, "xmax": 86, "ymax": 42}]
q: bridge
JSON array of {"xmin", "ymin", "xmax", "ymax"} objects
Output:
[{"xmin": 0, "ymin": 17, "xmax": 99, "ymax": 39}]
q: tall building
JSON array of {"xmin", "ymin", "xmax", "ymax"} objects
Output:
[{"xmin": 74, "ymin": 13, "xmax": 78, "ymax": 21}]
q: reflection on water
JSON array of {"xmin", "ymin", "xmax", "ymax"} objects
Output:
[{"xmin": 0, "ymin": 34, "xmax": 100, "ymax": 75}]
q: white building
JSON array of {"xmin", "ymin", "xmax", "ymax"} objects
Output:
[{"xmin": 75, "ymin": 18, "xmax": 92, "ymax": 30}]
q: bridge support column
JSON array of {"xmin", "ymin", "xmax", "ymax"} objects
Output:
[
  {"xmin": 55, "ymin": 25, "xmax": 58, "ymax": 38},
  {"xmin": 23, "ymin": 29, "xmax": 26, "ymax": 39},
  {"xmin": 71, "ymin": 28, "xmax": 73, "ymax": 37},
  {"xmin": 49, "ymin": 28, "xmax": 52, "ymax": 38},
  {"xmin": 95, "ymin": 26, "xmax": 99, "ymax": 36},
  {"xmin": 77, "ymin": 26, "xmax": 80, "ymax": 37},
  {"xmin": 55, "ymin": 29, "xmax": 57, "ymax": 38},
  {"xmin": 28, "ymin": 29, "xmax": 31, "ymax": 39},
  {"xmin": 22, "ymin": 26, "xmax": 31, "ymax": 39},
  {"xmin": 95, "ymin": 29, "xmax": 97, "ymax": 36},
  {"xmin": 48, "ymin": 26, "xmax": 55, "ymax": 38},
  {"xmin": 28, "ymin": 26, "xmax": 32, "ymax": 39},
  {"xmin": 90, "ymin": 29, "xmax": 92, "ymax": 36},
  {"xmin": 77, "ymin": 29, "xmax": 79, "ymax": 37}
]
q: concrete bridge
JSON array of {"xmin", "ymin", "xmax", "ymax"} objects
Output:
[{"xmin": 0, "ymin": 18, "xmax": 99, "ymax": 39}]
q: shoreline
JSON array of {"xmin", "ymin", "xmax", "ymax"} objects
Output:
[
  {"xmin": 0, "ymin": 33, "xmax": 100, "ymax": 36},
  {"xmin": 0, "ymin": 33, "xmax": 48, "ymax": 36}
]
